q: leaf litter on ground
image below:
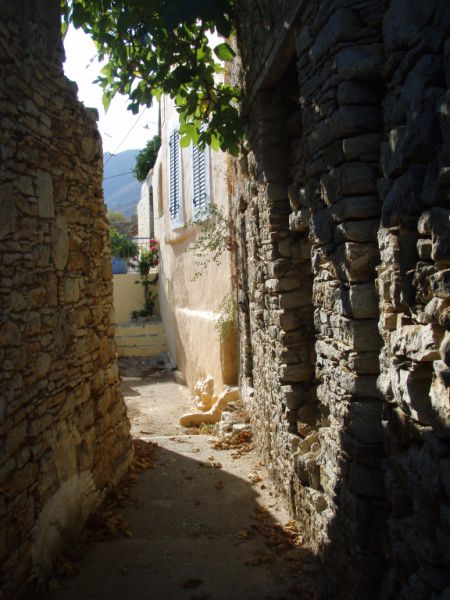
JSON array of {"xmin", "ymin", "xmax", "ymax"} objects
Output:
[
  {"xmin": 210, "ymin": 428, "xmax": 254, "ymax": 459},
  {"xmin": 37, "ymin": 438, "xmax": 158, "ymax": 594}
]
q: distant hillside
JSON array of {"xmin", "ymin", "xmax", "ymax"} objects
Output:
[{"xmin": 103, "ymin": 149, "xmax": 142, "ymax": 217}]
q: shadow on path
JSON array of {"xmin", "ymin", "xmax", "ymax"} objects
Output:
[
  {"xmin": 43, "ymin": 372, "xmax": 324, "ymax": 599},
  {"xmin": 45, "ymin": 437, "xmax": 323, "ymax": 600}
]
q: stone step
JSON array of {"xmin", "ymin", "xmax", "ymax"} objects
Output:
[
  {"xmin": 115, "ymin": 321, "xmax": 167, "ymax": 357},
  {"xmin": 116, "ymin": 333, "xmax": 166, "ymax": 347},
  {"xmin": 116, "ymin": 322, "xmax": 165, "ymax": 336},
  {"xmin": 117, "ymin": 343, "xmax": 168, "ymax": 357}
]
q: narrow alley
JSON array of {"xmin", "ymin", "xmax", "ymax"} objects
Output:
[
  {"xmin": 2, "ymin": 3, "xmax": 449, "ymax": 599},
  {"xmin": 44, "ymin": 358, "xmax": 323, "ymax": 600}
]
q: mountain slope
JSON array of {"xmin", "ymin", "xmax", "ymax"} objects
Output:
[{"xmin": 103, "ymin": 149, "xmax": 142, "ymax": 217}]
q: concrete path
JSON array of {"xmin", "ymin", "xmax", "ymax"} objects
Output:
[{"xmin": 46, "ymin": 367, "xmax": 322, "ymax": 600}]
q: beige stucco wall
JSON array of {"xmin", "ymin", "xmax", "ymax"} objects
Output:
[
  {"xmin": 149, "ymin": 97, "xmax": 237, "ymax": 391},
  {"xmin": 113, "ymin": 271, "xmax": 159, "ymax": 323}
]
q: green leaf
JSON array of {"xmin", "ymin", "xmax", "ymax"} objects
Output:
[
  {"xmin": 179, "ymin": 135, "xmax": 191, "ymax": 148},
  {"xmin": 61, "ymin": 19, "xmax": 69, "ymax": 37},
  {"xmin": 102, "ymin": 91, "xmax": 113, "ymax": 112},
  {"xmin": 62, "ymin": 0, "xmax": 245, "ymax": 156},
  {"xmin": 213, "ymin": 42, "xmax": 235, "ymax": 62},
  {"xmin": 210, "ymin": 135, "xmax": 221, "ymax": 151}
]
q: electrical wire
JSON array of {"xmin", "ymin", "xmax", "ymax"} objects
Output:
[
  {"xmin": 103, "ymin": 108, "xmax": 148, "ymax": 165},
  {"xmin": 103, "ymin": 170, "xmax": 134, "ymax": 181}
]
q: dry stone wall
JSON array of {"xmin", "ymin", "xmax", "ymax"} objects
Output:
[
  {"xmin": 378, "ymin": 3, "xmax": 450, "ymax": 596},
  {"xmin": 0, "ymin": 2, "xmax": 132, "ymax": 597},
  {"xmin": 234, "ymin": 0, "xmax": 449, "ymax": 597}
]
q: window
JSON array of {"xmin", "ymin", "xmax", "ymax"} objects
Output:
[
  {"xmin": 191, "ymin": 143, "xmax": 211, "ymax": 221},
  {"xmin": 168, "ymin": 125, "xmax": 183, "ymax": 229}
]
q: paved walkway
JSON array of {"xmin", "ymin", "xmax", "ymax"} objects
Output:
[{"xmin": 46, "ymin": 366, "xmax": 322, "ymax": 600}]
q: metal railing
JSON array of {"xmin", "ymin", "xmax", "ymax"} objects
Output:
[
  {"xmin": 111, "ymin": 237, "xmax": 158, "ymax": 274},
  {"xmin": 110, "ymin": 237, "xmax": 154, "ymax": 260}
]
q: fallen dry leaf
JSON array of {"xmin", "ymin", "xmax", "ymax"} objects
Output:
[
  {"xmin": 182, "ymin": 578, "xmax": 204, "ymax": 589},
  {"xmin": 237, "ymin": 529, "xmax": 252, "ymax": 538},
  {"xmin": 245, "ymin": 554, "xmax": 273, "ymax": 566},
  {"xmin": 38, "ymin": 439, "xmax": 158, "ymax": 593},
  {"xmin": 211, "ymin": 429, "xmax": 253, "ymax": 456}
]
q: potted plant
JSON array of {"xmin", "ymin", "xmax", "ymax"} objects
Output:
[{"xmin": 110, "ymin": 227, "xmax": 139, "ymax": 274}]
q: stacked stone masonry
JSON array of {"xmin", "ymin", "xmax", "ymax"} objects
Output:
[
  {"xmin": 234, "ymin": 0, "xmax": 449, "ymax": 598},
  {"xmin": 0, "ymin": 2, "xmax": 132, "ymax": 598}
]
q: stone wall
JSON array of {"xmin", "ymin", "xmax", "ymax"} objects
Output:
[
  {"xmin": 233, "ymin": 0, "xmax": 449, "ymax": 597},
  {"xmin": 0, "ymin": 2, "xmax": 132, "ymax": 597},
  {"xmin": 378, "ymin": 3, "xmax": 450, "ymax": 596}
]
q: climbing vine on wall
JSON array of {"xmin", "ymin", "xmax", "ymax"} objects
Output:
[{"xmin": 185, "ymin": 203, "xmax": 236, "ymax": 281}]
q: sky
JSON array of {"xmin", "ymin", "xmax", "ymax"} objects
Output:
[{"xmin": 63, "ymin": 26, "xmax": 159, "ymax": 154}]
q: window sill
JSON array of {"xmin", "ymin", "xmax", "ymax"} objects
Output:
[{"xmin": 164, "ymin": 225, "xmax": 193, "ymax": 245}]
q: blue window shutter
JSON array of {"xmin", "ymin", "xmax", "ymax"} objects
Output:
[
  {"xmin": 191, "ymin": 143, "xmax": 211, "ymax": 220},
  {"xmin": 169, "ymin": 126, "xmax": 183, "ymax": 228}
]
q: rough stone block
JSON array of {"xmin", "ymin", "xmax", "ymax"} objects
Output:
[
  {"xmin": 310, "ymin": 209, "xmax": 334, "ymax": 244},
  {"xmin": 431, "ymin": 269, "xmax": 450, "ymax": 299},
  {"xmin": 342, "ymin": 282, "xmax": 379, "ymax": 319},
  {"xmin": 37, "ymin": 171, "xmax": 54, "ymax": 218},
  {"xmin": 440, "ymin": 331, "xmax": 450, "ymax": 366},
  {"xmin": 330, "ymin": 195, "xmax": 381, "ymax": 222},
  {"xmin": 337, "ymin": 315, "xmax": 382, "ymax": 352},
  {"xmin": 279, "ymin": 285, "xmax": 312, "ymax": 309},
  {"xmin": 297, "ymin": 402, "xmax": 319, "ymax": 437},
  {"xmin": 383, "ymin": 0, "xmax": 437, "ymax": 52},
  {"xmin": 381, "ymin": 168, "xmax": 426, "ymax": 227},
  {"xmin": 333, "ymin": 242, "xmax": 379, "ymax": 283},
  {"xmin": 310, "ymin": 8, "xmax": 361, "ymax": 64},
  {"xmin": 430, "ymin": 361, "xmax": 450, "ymax": 432},
  {"xmin": 321, "ymin": 164, "xmax": 377, "ymax": 205},
  {"xmin": 348, "ymin": 463, "xmax": 384, "ymax": 498},
  {"xmin": 52, "ymin": 214, "xmax": 69, "ymax": 271},
  {"xmin": 0, "ymin": 187, "xmax": 17, "ymax": 240},
  {"xmin": 336, "ymin": 218, "xmax": 379, "ymax": 243},
  {"xmin": 289, "ymin": 209, "xmax": 309, "ymax": 232},
  {"xmin": 343, "ymin": 134, "xmax": 380, "ymax": 160},
  {"xmin": 391, "ymin": 324, "xmax": 443, "ymax": 361},
  {"xmin": 265, "ymin": 276, "xmax": 299, "ymax": 293},
  {"xmin": 349, "ymin": 401, "xmax": 383, "ymax": 444},
  {"xmin": 337, "ymin": 81, "xmax": 383, "ymax": 106},
  {"xmin": 335, "ymin": 44, "xmax": 383, "ymax": 79},
  {"xmin": 280, "ymin": 363, "xmax": 313, "ymax": 383},
  {"xmin": 348, "ymin": 352, "xmax": 380, "ymax": 374}
]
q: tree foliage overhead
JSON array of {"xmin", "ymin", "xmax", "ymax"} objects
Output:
[
  {"xmin": 61, "ymin": 0, "xmax": 245, "ymax": 155},
  {"xmin": 133, "ymin": 134, "xmax": 161, "ymax": 181}
]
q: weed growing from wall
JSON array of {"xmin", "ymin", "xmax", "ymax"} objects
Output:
[{"xmin": 185, "ymin": 203, "xmax": 236, "ymax": 280}]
